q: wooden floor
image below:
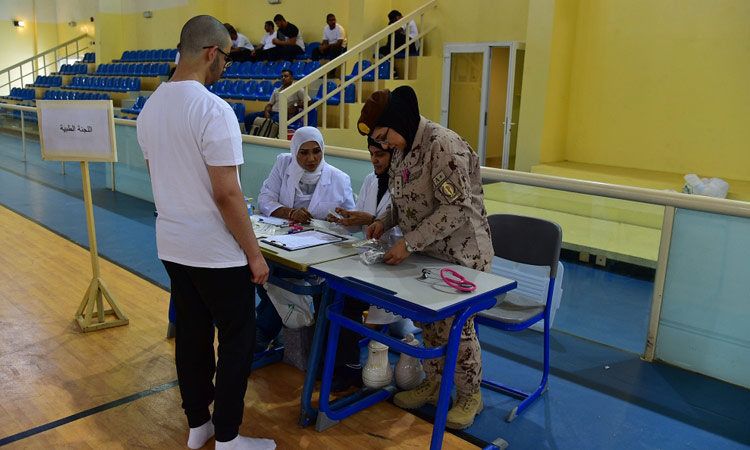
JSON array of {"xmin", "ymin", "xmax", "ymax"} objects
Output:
[{"xmin": 0, "ymin": 205, "xmax": 474, "ymax": 449}]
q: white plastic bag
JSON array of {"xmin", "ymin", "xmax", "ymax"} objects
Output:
[
  {"xmin": 264, "ymin": 279, "xmax": 315, "ymax": 329},
  {"xmin": 682, "ymin": 174, "xmax": 729, "ymax": 199}
]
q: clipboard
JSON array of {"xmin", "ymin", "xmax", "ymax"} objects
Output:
[{"xmin": 262, "ymin": 230, "xmax": 345, "ymax": 251}]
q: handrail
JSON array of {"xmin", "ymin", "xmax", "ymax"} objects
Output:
[
  {"xmin": 7, "ymin": 100, "xmax": 748, "ymax": 218},
  {"xmin": 0, "ymin": 34, "xmax": 94, "ymax": 96},
  {"xmin": 278, "ymin": 0, "xmax": 437, "ymax": 135},
  {"xmin": 481, "ymin": 167, "xmax": 750, "ymax": 218}
]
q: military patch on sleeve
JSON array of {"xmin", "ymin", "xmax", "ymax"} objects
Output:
[
  {"xmin": 432, "ymin": 170, "xmax": 446, "ymax": 186},
  {"xmin": 440, "ymin": 180, "xmax": 460, "ymax": 202}
]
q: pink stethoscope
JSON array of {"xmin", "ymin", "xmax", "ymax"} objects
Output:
[{"xmin": 420, "ymin": 268, "xmax": 477, "ymax": 292}]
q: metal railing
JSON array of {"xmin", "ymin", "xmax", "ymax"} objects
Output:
[
  {"xmin": 0, "ymin": 34, "xmax": 94, "ymax": 97},
  {"xmin": 278, "ymin": 0, "xmax": 437, "ymax": 135}
]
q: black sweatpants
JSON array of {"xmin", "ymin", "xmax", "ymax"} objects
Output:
[{"xmin": 163, "ymin": 260, "xmax": 256, "ymax": 443}]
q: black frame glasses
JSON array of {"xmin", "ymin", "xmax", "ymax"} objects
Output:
[
  {"xmin": 371, "ymin": 127, "xmax": 391, "ymax": 149},
  {"xmin": 202, "ymin": 46, "xmax": 233, "ymax": 69}
]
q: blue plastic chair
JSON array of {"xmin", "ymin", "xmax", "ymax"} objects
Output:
[
  {"xmin": 344, "ymin": 84, "xmax": 356, "ymax": 103},
  {"xmin": 290, "ymin": 60, "xmax": 306, "ymax": 79},
  {"xmin": 223, "ymin": 62, "xmax": 241, "ymax": 78},
  {"xmin": 303, "ymin": 60, "xmax": 321, "ymax": 76},
  {"xmin": 260, "ymin": 61, "xmax": 278, "ymax": 80},
  {"xmin": 304, "ymin": 42, "xmax": 320, "ymax": 60},
  {"xmin": 378, "ymin": 60, "xmax": 392, "ymax": 79},
  {"xmin": 345, "ymin": 60, "xmax": 372, "ymax": 81},
  {"xmin": 232, "ymin": 102, "xmax": 245, "ymax": 122},
  {"xmin": 313, "ymin": 81, "xmax": 340, "ymax": 105},
  {"xmin": 271, "ymin": 61, "xmax": 292, "ymax": 79},
  {"xmin": 240, "ymin": 80, "xmax": 258, "ymax": 100},
  {"xmin": 248, "ymin": 61, "xmax": 265, "ymax": 79},
  {"xmin": 475, "ymin": 213, "xmax": 562, "ymax": 422},
  {"xmin": 254, "ymin": 80, "xmax": 273, "ymax": 102},
  {"xmin": 228, "ymin": 80, "xmax": 245, "ymax": 99}
]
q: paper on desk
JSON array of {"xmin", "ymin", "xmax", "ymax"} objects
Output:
[
  {"xmin": 254, "ymin": 215, "xmax": 291, "ymax": 227},
  {"xmin": 262, "ymin": 230, "xmax": 344, "ymax": 251}
]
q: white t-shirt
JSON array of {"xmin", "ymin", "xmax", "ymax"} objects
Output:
[
  {"xmin": 402, "ymin": 20, "xmax": 420, "ymax": 51},
  {"xmin": 260, "ymin": 31, "xmax": 277, "ymax": 50},
  {"xmin": 137, "ymin": 80, "xmax": 247, "ymax": 268},
  {"xmin": 233, "ymin": 33, "xmax": 254, "ymax": 51},
  {"xmin": 322, "ymin": 23, "xmax": 347, "ymax": 48}
]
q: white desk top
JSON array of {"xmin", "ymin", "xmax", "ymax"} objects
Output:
[{"xmin": 310, "ymin": 254, "xmax": 516, "ymax": 315}]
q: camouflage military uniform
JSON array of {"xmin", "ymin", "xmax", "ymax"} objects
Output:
[{"xmin": 377, "ymin": 117, "xmax": 493, "ymax": 394}]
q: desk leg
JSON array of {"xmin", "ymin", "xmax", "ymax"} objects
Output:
[
  {"xmin": 429, "ymin": 312, "xmax": 473, "ymax": 450},
  {"xmin": 298, "ymin": 286, "xmax": 333, "ymax": 427}
]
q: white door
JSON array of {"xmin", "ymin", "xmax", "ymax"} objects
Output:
[{"xmin": 441, "ymin": 42, "xmax": 525, "ymax": 169}]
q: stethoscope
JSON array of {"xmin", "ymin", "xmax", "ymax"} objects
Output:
[{"xmin": 419, "ymin": 268, "xmax": 477, "ymax": 292}]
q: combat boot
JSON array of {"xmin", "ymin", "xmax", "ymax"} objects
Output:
[
  {"xmin": 445, "ymin": 391, "xmax": 483, "ymax": 429},
  {"xmin": 393, "ymin": 379, "xmax": 440, "ymax": 409}
]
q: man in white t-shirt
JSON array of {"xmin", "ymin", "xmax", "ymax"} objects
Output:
[
  {"xmin": 224, "ymin": 23, "xmax": 254, "ymax": 62},
  {"xmin": 251, "ymin": 21, "xmax": 276, "ymax": 61},
  {"xmin": 311, "ymin": 13, "xmax": 346, "ymax": 61},
  {"xmin": 137, "ymin": 15, "xmax": 274, "ymax": 450}
]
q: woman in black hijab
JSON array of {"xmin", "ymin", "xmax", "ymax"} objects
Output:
[{"xmin": 357, "ymin": 85, "xmax": 494, "ymax": 430}]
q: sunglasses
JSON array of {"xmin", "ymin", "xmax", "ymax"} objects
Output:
[{"xmin": 202, "ymin": 46, "xmax": 233, "ymax": 69}]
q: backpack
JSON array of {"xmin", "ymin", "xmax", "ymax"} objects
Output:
[{"xmin": 249, "ymin": 117, "xmax": 279, "ymax": 138}]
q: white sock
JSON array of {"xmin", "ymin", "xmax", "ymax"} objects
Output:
[
  {"xmin": 187, "ymin": 420, "xmax": 214, "ymax": 449},
  {"xmin": 215, "ymin": 434, "xmax": 276, "ymax": 450}
]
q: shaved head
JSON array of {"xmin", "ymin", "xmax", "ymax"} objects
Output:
[{"xmin": 179, "ymin": 15, "xmax": 230, "ymax": 59}]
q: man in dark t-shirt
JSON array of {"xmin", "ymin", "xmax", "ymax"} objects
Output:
[{"xmin": 269, "ymin": 14, "xmax": 305, "ymax": 61}]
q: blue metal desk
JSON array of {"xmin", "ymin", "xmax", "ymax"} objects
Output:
[{"xmin": 299, "ymin": 254, "xmax": 516, "ymax": 450}]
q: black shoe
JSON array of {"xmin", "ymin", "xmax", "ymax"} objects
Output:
[{"xmin": 331, "ymin": 364, "xmax": 364, "ymax": 392}]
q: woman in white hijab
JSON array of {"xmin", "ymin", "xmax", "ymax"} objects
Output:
[
  {"xmin": 258, "ymin": 126, "xmax": 354, "ymax": 222},
  {"xmin": 255, "ymin": 127, "xmax": 358, "ymax": 387}
]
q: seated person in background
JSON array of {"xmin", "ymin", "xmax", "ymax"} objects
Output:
[
  {"xmin": 224, "ymin": 23, "xmax": 254, "ymax": 62},
  {"xmin": 243, "ymin": 69, "xmax": 310, "ymax": 132},
  {"xmin": 378, "ymin": 9, "xmax": 419, "ymax": 57},
  {"xmin": 256, "ymin": 128, "xmax": 361, "ymax": 390},
  {"xmin": 251, "ymin": 21, "xmax": 276, "ymax": 61},
  {"xmin": 268, "ymin": 14, "xmax": 305, "ymax": 61},
  {"xmin": 311, "ymin": 13, "xmax": 347, "ymax": 61}
]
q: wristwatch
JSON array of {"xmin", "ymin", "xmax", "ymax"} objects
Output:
[{"xmin": 404, "ymin": 238, "xmax": 415, "ymax": 253}]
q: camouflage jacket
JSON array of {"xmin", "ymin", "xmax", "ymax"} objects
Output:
[{"xmin": 377, "ymin": 117, "xmax": 494, "ymax": 271}]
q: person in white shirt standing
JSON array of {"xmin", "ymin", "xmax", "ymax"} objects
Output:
[
  {"xmin": 224, "ymin": 23, "xmax": 254, "ymax": 62},
  {"xmin": 137, "ymin": 15, "xmax": 275, "ymax": 450},
  {"xmin": 311, "ymin": 13, "xmax": 347, "ymax": 61},
  {"xmin": 251, "ymin": 21, "xmax": 276, "ymax": 61}
]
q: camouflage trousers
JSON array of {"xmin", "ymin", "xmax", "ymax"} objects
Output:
[{"xmin": 416, "ymin": 314, "xmax": 481, "ymax": 395}]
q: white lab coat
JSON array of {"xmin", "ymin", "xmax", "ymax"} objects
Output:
[
  {"xmin": 258, "ymin": 153, "xmax": 355, "ymax": 219},
  {"xmin": 354, "ymin": 172, "xmax": 391, "ymax": 233}
]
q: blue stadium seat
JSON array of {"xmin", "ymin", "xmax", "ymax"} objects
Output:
[
  {"xmin": 303, "ymin": 42, "xmax": 320, "ymax": 60},
  {"xmin": 270, "ymin": 61, "xmax": 292, "ymax": 80},
  {"xmin": 346, "ymin": 60, "xmax": 373, "ymax": 81},
  {"xmin": 254, "ymin": 80, "xmax": 274, "ymax": 102},
  {"xmin": 228, "ymin": 80, "xmax": 246, "ymax": 99},
  {"xmin": 313, "ymin": 81, "xmax": 340, "ymax": 105},
  {"xmin": 230, "ymin": 102, "xmax": 245, "ymax": 122},
  {"xmin": 158, "ymin": 63, "xmax": 170, "ymax": 76},
  {"xmin": 303, "ymin": 60, "xmax": 321, "ymax": 76},
  {"xmin": 169, "ymin": 48, "xmax": 178, "ymax": 60},
  {"xmin": 104, "ymin": 78, "xmax": 115, "ymax": 90},
  {"xmin": 260, "ymin": 61, "xmax": 278, "ymax": 80},
  {"xmin": 237, "ymin": 61, "xmax": 253, "ymax": 78},
  {"xmin": 214, "ymin": 80, "xmax": 231, "ymax": 98},
  {"xmin": 344, "ymin": 83, "xmax": 356, "ymax": 103},
  {"xmin": 223, "ymin": 62, "xmax": 241, "ymax": 78},
  {"xmin": 128, "ymin": 78, "xmax": 141, "ymax": 91},
  {"xmin": 378, "ymin": 60, "xmax": 393, "ymax": 79},
  {"xmin": 249, "ymin": 61, "xmax": 265, "ymax": 79},
  {"xmin": 290, "ymin": 60, "xmax": 306, "ymax": 79},
  {"xmin": 241, "ymin": 80, "xmax": 258, "ymax": 100}
]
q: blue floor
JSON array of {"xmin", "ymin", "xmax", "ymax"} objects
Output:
[{"xmin": 1, "ymin": 133, "xmax": 748, "ymax": 449}]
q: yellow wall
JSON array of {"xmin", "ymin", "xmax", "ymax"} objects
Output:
[{"xmin": 558, "ymin": 0, "xmax": 750, "ymax": 180}]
